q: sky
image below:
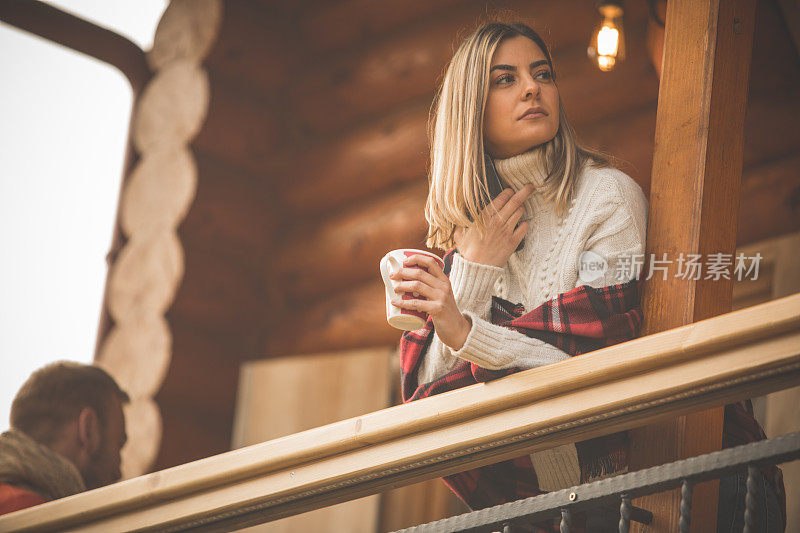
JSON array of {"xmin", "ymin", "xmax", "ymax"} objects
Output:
[{"xmin": 0, "ymin": 1, "xmax": 167, "ymax": 432}]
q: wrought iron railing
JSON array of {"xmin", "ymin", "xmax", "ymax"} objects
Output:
[{"xmin": 394, "ymin": 432, "xmax": 800, "ymax": 533}]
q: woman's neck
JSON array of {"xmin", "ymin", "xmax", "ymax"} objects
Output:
[{"xmin": 492, "ymin": 146, "xmax": 548, "ymax": 192}]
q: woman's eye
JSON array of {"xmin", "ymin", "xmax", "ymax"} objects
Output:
[
  {"xmin": 496, "ymin": 73, "xmax": 514, "ymax": 84},
  {"xmin": 535, "ymin": 70, "xmax": 553, "ymax": 81}
]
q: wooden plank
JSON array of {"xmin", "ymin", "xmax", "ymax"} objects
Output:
[
  {"xmin": 629, "ymin": 0, "xmax": 757, "ymax": 531},
  {"xmin": 232, "ymin": 348, "xmax": 394, "ymax": 532},
  {"xmin": 0, "ymin": 293, "xmax": 797, "ymax": 532}
]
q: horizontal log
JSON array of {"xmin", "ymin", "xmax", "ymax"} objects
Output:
[
  {"xmin": 747, "ymin": 0, "xmax": 800, "ymax": 96},
  {"xmin": 281, "ymin": 105, "xmax": 428, "ymax": 215},
  {"xmin": 97, "ymin": 316, "xmax": 172, "ymax": 398},
  {"xmin": 275, "ymin": 101, "xmax": 796, "ymax": 316},
  {"xmin": 203, "ymin": 0, "xmax": 300, "ymax": 95},
  {"xmin": 168, "ymin": 246, "xmax": 268, "ymax": 345},
  {"xmin": 179, "ymin": 148, "xmax": 276, "ymax": 270},
  {"xmin": 291, "ymin": 1, "xmax": 652, "ymax": 137},
  {"xmin": 266, "ymin": 281, "xmax": 396, "ymax": 357},
  {"xmin": 147, "ymin": 0, "xmax": 222, "ymax": 72},
  {"xmin": 738, "ymin": 153, "xmax": 800, "ymax": 245},
  {"xmin": 132, "ymin": 61, "xmax": 210, "ymax": 153},
  {"xmin": 158, "ymin": 314, "xmax": 248, "ymax": 417},
  {"xmin": 108, "ymin": 232, "xmax": 184, "ymax": 324},
  {"xmin": 299, "ymin": 0, "xmax": 468, "ymax": 56},
  {"xmin": 282, "ymin": 84, "xmax": 657, "ymax": 218},
  {"xmin": 153, "ymin": 401, "xmax": 235, "ymax": 472},
  {"xmin": 120, "ymin": 147, "xmax": 197, "ymax": 239},
  {"xmin": 577, "ymin": 102, "xmax": 658, "ymax": 189},
  {"xmin": 193, "ymin": 71, "xmax": 281, "ymax": 176},
  {"xmin": 277, "ymin": 183, "xmax": 429, "ymax": 303},
  {"xmin": 149, "ymin": 314, "xmax": 247, "ymax": 471},
  {"xmin": 742, "ymin": 90, "xmax": 800, "ymax": 169},
  {"xmin": 119, "ymin": 399, "xmax": 161, "ymax": 479},
  {"xmin": 3, "ymin": 293, "xmax": 798, "ymax": 532}
]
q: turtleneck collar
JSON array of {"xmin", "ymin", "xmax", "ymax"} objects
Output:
[{"xmin": 491, "ymin": 145, "xmax": 549, "ymax": 192}]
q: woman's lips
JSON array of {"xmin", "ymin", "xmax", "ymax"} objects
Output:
[{"xmin": 520, "ymin": 112, "xmax": 547, "ymax": 120}]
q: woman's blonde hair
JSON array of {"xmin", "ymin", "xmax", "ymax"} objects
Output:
[{"xmin": 425, "ymin": 21, "xmax": 613, "ymax": 251}]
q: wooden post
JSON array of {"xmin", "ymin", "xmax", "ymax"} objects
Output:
[{"xmin": 629, "ymin": 0, "xmax": 757, "ymax": 531}]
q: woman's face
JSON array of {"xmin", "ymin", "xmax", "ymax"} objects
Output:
[{"xmin": 483, "ymin": 36, "xmax": 560, "ymax": 159}]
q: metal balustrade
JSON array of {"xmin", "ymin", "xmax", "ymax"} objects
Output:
[{"xmin": 392, "ymin": 432, "xmax": 800, "ymax": 533}]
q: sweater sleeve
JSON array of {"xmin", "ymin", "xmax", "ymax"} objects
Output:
[
  {"xmin": 415, "ymin": 252, "xmax": 508, "ymax": 384},
  {"xmin": 576, "ymin": 173, "xmax": 649, "ymax": 289},
  {"xmin": 418, "ymin": 321, "xmax": 571, "ymax": 382},
  {"xmin": 448, "ymin": 252, "xmax": 504, "ymax": 318}
]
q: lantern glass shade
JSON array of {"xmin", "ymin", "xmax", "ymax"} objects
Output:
[{"xmin": 588, "ymin": 2, "xmax": 626, "ymax": 72}]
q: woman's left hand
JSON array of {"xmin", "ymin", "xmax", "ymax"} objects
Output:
[{"xmin": 388, "ymin": 254, "xmax": 472, "ymax": 350}]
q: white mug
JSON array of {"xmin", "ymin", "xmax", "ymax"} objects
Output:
[{"xmin": 379, "ymin": 249, "xmax": 444, "ymax": 331}]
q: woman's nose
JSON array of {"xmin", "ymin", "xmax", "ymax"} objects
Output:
[{"xmin": 522, "ymin": 77, "xmax": 541, "ymax": 99}]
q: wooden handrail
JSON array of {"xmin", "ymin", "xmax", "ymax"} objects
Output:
[{"xmin": 1, "ymin": 293, "xmax": 799, "ymax": 532}]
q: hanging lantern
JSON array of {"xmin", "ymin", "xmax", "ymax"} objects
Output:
[{"xmin": 588, "ymin": 1, "xmax": 626, "ymax": 72}]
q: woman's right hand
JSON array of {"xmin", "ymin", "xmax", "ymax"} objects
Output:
[{"xmin": 454, "ymin": 184, "xmax": 535, "ymax": 267}]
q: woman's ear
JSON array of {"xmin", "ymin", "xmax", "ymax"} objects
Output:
[{"xmin": 76, "ymin": 406, "xmax": 101, "ymax": 454}]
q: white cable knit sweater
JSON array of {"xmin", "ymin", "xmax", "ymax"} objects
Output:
[{"xmin": 417, "ymin": 146, "xmax": 648, "ymax": 490}]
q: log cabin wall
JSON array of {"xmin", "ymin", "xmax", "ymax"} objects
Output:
[
  {"xmin": 267, "ymin": 0, "xmax": 799, "ymax": 359},
  {"xmin": 269, "ymin": 0, "xmax": 661, "ymax": 359},
  {"xmin": 107, "ymin": 0, "xmax": 798, "ymax": 494}
]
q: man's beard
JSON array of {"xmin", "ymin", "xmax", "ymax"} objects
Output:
[{"xmin": 81, "ymin": 435, "xmax": 110, "ymax": 490}]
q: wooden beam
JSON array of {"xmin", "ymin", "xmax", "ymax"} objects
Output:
[
  {"xmin": 277, "ymin": 182, "xmax": 429, "ymax": 304},
  {"xmin": 266, "ymin": 282, "xmax": 392, "ymax": 357},
  {"xmin": 203, "ymin": 1, "xmax": 297, "ymax": 96},
  {"xmin": 298, "ymin": 0, "xmax": 469, "ymax": 56},
  {"xmin": 1, "ymin": 294, "xmax": 797, "ymax": 532},
  {"xmin": 0, "ymin": 0, "xmax": 151, "ymax": 94},
  {"xmin": 630, "ymin": 0, "xmax": 757, "ymax": 531},
  {"xmin": 776, "ymin": 0, "xmax": 800, "ymax": 58},
  {"xmin": 280, "ymin": 106, "xmax": 429, "ymax": 216},
  {"xmin": 289, "ymin": 0, "xmax": 651, "ymax": 137},
  {"xmin": 168, "ymin": 246, "xmax": 268, "ymax": 344},
  {"xmin": 146, "ymin": 0, "xmax": 222, "ymax": 72},
  {"xmin": 181, "ymin": 149, "xmax": 276, "ymax": 271},
  {"xmin": 738, "ymin": 153, "xmax": 800, "ymax": 245},
  {"xmin": 193, "ymin": 71, "xmax": 281, "ymax": 176}
]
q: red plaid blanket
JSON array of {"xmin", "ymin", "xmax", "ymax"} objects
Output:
[
  {"xmin": 397, "ymin": 249, "xmax": 784, "ymax": 524},
  {"xmin": 399, "ymin": 249, "xmax": 644, "ymax": 511}
]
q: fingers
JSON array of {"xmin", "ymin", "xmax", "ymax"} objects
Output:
[
  {"xmin": 497, "ymin": 183, "xmax": 535, "ymax": 221},
  {"xmin": 392, "ymin": 279, "xmax": 437, "ymax": 300},
  {"xmin": 511, "ymin": 220, "xmax": 529, "ymax": 244},
  {"xmin": 390, "ymin": 296, "xmax": 438, "ymax": 314},
  {"xmin": 479, "ymin": 188, "xmax": 514, "ymax": 223},
  {"xmin": 401, "ymin": 254, "xmax": 445, "ymax": 278},
  {"xmin": 506, "ymin": 203, "xmax": 525, "ymax": 230}
]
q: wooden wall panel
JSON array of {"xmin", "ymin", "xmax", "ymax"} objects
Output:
[
  {"xmin": 232, "ymin": 348, "xmax": 395, "ymax": 532},
  {"xmin": 278, "ymin": 183, "xmax": 428, "ymax": 303}
]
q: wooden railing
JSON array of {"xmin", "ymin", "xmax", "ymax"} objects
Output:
[{"xmin": 1, "ymin": 292, "xmax": 799, "ymax": 532}]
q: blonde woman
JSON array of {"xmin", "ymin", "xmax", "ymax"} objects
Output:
[{"xmin": 391, "ymin": 21, "xmax": 784, "ymax": 533}]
